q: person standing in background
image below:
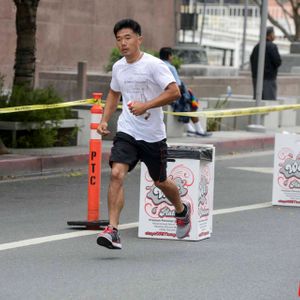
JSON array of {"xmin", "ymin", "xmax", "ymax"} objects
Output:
[
  {"xmin": 159, "ymin": 47, "xmax": 211, "ymax": 137},
  {"xmin": 250, "ymin": 26, "xmax": 282, "ymax": 100}
]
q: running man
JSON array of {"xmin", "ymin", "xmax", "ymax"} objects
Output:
[{"xmin": 96, "ymin": 19, "xmax": 191, "ymax": 249}]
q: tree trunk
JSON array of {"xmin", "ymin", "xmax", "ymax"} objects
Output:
[
  {"xmin": 13, "ymin": 0, "xmax": 40, "ymax": 90},
  {"xmin": 0, "ymin": 138, "xmax": 9, "ymax": 155},
  {"xmin": 253, "ymin": 0, "xmax": 299, "ymax": 42}
]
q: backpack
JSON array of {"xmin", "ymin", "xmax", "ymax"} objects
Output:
[{"xmin": 171, "ymin": 82, "xmax": 199, "ymax": 123}]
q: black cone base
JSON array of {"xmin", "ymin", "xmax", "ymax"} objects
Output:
[{"xmin": 67, "ymin": 220, "xmax": 109, "ymax": 230}]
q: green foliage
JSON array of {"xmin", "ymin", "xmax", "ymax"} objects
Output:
[
  {"xmin": 17, "ymin": 127, "xmax": 58, "ymax": 148},
  {"xmin": 105, "ymin": 48, "xmax": 123, "ymax": 72},
  {"xmin": 0, "ymin": 86, "xmax": 72, "ymax": 122},
  {"xmin": 171, "ymin": 55, "xmax": 183, "ymax": 71},
  {"xmin": 0, "ymin": 80, "xmax": 75, "ymax": 148}
]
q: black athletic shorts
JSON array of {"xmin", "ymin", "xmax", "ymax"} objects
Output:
[{"xmin": 109, "ymin": 132, "xmax": 168, "ymax": 182}]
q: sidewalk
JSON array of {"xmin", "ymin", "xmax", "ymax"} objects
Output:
[{"xmin": 0, "ymin": 128, "xmax": 296, "ymax": 178}]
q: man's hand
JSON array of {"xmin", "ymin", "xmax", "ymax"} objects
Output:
[
  {"xmin": 97, "ymin": 121, "xmax": 110, "ymax": 136},
  {"xmin": 128, "ymin": 101, "xmax": 148, "ymax": 116}
]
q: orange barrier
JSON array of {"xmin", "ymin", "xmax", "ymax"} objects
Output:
[
  {"xmin": 87, "ymin": 95, "xmax": 103, "ymax": 221},
  {"xmin": 67, "ymin": 92, "xmax": 109, "ymax": 229}
]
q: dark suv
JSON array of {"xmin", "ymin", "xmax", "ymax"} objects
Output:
[{"xmin": 173, "ymin": 45, "xmax": 208, "ymax": 65}]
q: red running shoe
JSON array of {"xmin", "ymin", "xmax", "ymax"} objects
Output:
[
  {"xmin": 96, "ymin": 225, "xmax": 122, "ymax": 250},
  {"xmin": 175, "ymin": 202, "xmax": 191, "ymax": 239}
]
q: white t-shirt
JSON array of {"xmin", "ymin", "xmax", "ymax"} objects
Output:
[{"xmin": 110, "ymin": 52, "xmax": 176, "ymax": 142}]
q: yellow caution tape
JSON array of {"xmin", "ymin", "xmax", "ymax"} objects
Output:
[
  {"xmin": 0, "ymin": 98, "xmax": 97, "ymax": 114},
  {"xmin": 0, "ymin": 98, "xmax": 299, "ymax": 119},
  {"xmin": 166, "ymin": 103, "xmax": 300, "ymax": 119}
]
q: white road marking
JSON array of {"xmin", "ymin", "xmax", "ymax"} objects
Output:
[
  {"xmin": 229, "ymin": 167, "xmax": 273, "ymax": 174},
  {"xmin": 0, "ymin": 203, "xmax": 272, "ymax": 252},
  {"xmin": 213, "ymin": 202, "xmax": 272, "ymax": 215},
  {"xmin": 0, "ymin": 231, "xmax": 96, "ymax": 251}
]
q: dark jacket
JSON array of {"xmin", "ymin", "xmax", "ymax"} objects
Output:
[{"xmin": 250, "ymin": 40, "xmax": 281, "ymax": 80}]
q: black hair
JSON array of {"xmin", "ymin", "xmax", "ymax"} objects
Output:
[
  {"xmin": 159, "ymin": 47, "xmax": 172, "ymax": 60},
  {"xmin": 113, "ymin": 19, "xmax": 142, "ymax": 37},
  {"xmin": 266, "ymin": 26, "xmax": 274, "ymax": 36}
]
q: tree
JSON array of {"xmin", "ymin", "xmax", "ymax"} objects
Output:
[
  {"xmin": 252, "ymin": 0, "xmax": 300, "ymax": 42},
  {"xmin": 0, "ymin": 0, "xmax": 40, "ymax": 154},
  {"xmin": 13, "ymin": 0, "xmax": 40, "ymax": 89}
]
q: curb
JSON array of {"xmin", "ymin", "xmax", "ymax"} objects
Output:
[
  {"xmin": 0, "ymin": 152, "xmax": 111, "ymax": 178},
  {"xmin": 212, "ymin": 136, "xmax": 274, "ymax": 155}
]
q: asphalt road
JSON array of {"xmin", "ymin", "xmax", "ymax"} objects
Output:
[{"xmin": 0, "ymin": 151, "xmax": 299, "ymax": 300}]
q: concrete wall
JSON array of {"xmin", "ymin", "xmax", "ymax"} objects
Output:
[
  {"xmin": 279, "ymin": 54, "xmax": 300, "ymax": 72},
  {"xmin": 0, "ymin": 0, "xmax": 177, "ymax": 88},
  {"xmin": 38, "ymin": 71, "xmax": 300, "ymax": 101},
  {"xmin": 183, "ymin": 75, "xmax": 300, "ymax": 99},
  {"xmin": 39, "ymin": 71, "xmax": 112, "ymax": 100}
]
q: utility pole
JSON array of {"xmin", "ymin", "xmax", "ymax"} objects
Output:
[
  {"xmin": 199, "ymin": 0, "xmax": 207, "ymax": 46},
  {"xmin": 248, "ymin": 0, "xmax": 268, "ymax": 132},
  {"xmin": 255, "ymin": 0, "xmax": 268, "ymax": 126},
  {"xmin": 240, "ymin": 0, "xmax": 248, "ymax": 70},
  {"xmin": 192, "ymin": 0, "xmax": 197, "ymax": 43}
]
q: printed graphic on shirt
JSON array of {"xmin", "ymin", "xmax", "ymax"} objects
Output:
[{"xmin": 123, "ymin": 74, "xmax": 148, "ymax": 103}]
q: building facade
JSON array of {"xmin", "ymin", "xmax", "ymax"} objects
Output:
[{"xmin": 0, "ymin": 0, "xmax": 178, "ymax": 88}]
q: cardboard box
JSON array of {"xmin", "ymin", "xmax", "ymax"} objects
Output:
[
  {"xmin": 138, "ymin": 145, "xmax": 215, "ymax": 241},
  {"xmin": 272, "ymin": 133, "xmax": 300, "ymax": 206}
]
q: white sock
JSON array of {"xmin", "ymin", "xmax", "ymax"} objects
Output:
[
  {"xmin": 194, "ymin": 121, "xmax": 205, "ymax": 134},
  {"xmin": 185, "ymin": 121, "xmax": 196, "ymax": 132}
]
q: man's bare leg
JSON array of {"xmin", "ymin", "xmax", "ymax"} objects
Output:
[
  {"xmin": 154, "ymin": 178, "xmax": 184, "ymax": 213},
  {"xmin": 107, "ymin": 162, "xmax": 129, "ymax": 228},
  {"xmin": 155, "ymin": 178, "xmax": 191, "ymax": 239}
]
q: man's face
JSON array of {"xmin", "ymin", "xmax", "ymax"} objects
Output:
[
  {"xmin": 115, "ymin": 28, "xmax": 142, "ymax": 57},
  {"xmin": 267, "ymin": 32, "xmax": 275, "ymax": 42}
]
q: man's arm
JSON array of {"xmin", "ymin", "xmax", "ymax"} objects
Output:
[
  {"xmin": 271, "ymin": 44, "xmax": 282, "ymax": 68},
  {"xmin": 128, "ymin": 82, "xmax": 180, "ymax": 116},
  {"xmin": 97, "ymin": 88, "xmax": 121, "ymax": 135}
]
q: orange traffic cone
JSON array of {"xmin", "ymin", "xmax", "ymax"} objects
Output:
[{"xmin": 67, "ymin": 92, "xmax": 109, "ymax": 229}]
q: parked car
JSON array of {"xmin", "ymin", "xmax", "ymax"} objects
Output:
[{"xmin": 173, "ymin": 44, "xmax": 208, "ymax": 65}]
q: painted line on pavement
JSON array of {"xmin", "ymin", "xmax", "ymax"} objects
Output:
[
  {"xmin": 229, "ymin": 167, "xmax": 273, "ymax": 174},
  {"xmin": 213, "ymin": 202, "xmax": 272, "ymax": 215},
  {"xmin": 0, "ymin": 202, "xmax": 272, "ymax": 252}
]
